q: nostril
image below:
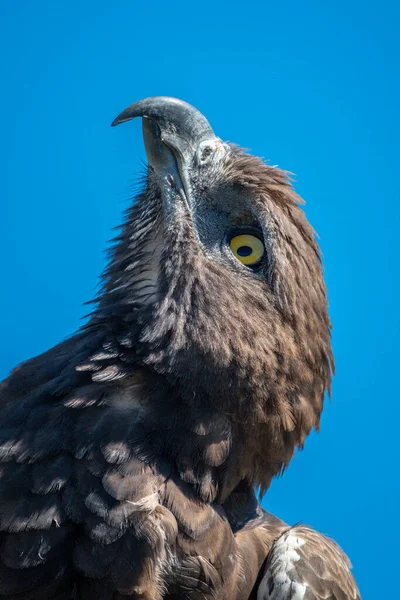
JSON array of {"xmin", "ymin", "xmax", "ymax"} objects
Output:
[
  {"xmin": 201, "ymin": 146, "xmax": 213, "ymax": 160},
  {"xmin": 197, "ymin": 140, "xmax": 217, "ymax": 164}
]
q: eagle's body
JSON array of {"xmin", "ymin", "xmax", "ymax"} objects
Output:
[{"xmin": 0, "ymin": 97, "xmax": 360, "ymax": 599}]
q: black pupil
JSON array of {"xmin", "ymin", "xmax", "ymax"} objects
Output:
[{"xmin": 237, "ymin": 245, "xmax": 253, "ymax": 257}]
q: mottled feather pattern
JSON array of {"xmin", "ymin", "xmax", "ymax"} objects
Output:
[
  {"xmin": 257, "ymin": 527, "xmax": 361, "ymax": 600},
  {"xmin": 0, "ymin": 357, "xmax": 280, "ymax": 599},
  {"xmin": 0, "ymin": 127, "xmax": 359, "ymax": 599}
]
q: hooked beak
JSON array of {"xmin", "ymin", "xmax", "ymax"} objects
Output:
[{"xmin": 111, "ymin": 96, "xmax": 218, "ymax": 212}]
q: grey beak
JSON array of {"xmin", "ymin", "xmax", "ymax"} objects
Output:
[{"xmin": 111, "ymin": 96, "xmax": 216, "ymax": 163}]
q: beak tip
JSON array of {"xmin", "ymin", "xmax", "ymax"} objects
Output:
[
  {"xmin": 111, "ymin": 115, "xmax": 124, "ymax": 127},
  {"xmin": 111, "ymin": 107, "xmax": 136, "ymax": 127}
]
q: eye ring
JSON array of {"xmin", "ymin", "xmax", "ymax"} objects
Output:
[{"xmin": 229, "ymin": 234, "xmax": 264, "ymax": 266}]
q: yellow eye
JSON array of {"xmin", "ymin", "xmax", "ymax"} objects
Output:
[{"xmin": 229, "ymin": 234, "xmax": 264, "ymax": 266}]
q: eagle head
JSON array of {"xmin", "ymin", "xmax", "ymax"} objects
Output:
[{"xmin": 89, "ymin": 96, "xmax": 333, "ymax": 494}]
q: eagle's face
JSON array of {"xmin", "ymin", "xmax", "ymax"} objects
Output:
[{"xmin": 98, "ymin": 98, "xmax": 332, "ymax": 477}]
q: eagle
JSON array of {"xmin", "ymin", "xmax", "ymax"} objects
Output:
[{"xmin": 0, "ymin": 96, "xmax": 360, "ymax": 599}]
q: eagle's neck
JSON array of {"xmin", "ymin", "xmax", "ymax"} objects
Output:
[{"xmin": 115, "ymin": 368, "xmax": 277, "ymax": 504}]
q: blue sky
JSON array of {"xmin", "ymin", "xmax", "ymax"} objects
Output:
[{"xmin": 1, "ymin": 1, "xmax": 398, "ymax": 597}]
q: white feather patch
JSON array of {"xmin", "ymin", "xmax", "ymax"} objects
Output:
[{"xmin": 257, "ymin": 530, "xmax": 307, "ymax": 600}]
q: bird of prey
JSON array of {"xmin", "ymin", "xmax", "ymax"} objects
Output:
[{"xmin": 0, "ymin": 96, "xmax": 360, "ymax": 600}]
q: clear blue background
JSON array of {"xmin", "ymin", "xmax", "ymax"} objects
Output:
[{"xmin": 1, "ymin": 2, "xmax": 398, "ymax": 597}]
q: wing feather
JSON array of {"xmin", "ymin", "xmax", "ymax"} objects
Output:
[{"xmin": 257, "ymin": 525, "xmax": 361, "ymax": 600}]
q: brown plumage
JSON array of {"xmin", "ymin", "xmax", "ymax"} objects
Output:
[{"xmin": 0, "ymin": 96, "xmax": 359, "ymax": 599}]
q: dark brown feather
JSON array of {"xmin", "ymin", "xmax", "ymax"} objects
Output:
[{"xmin": 0, "ymin": 98, "xmax": 355, "ymax": 599}]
